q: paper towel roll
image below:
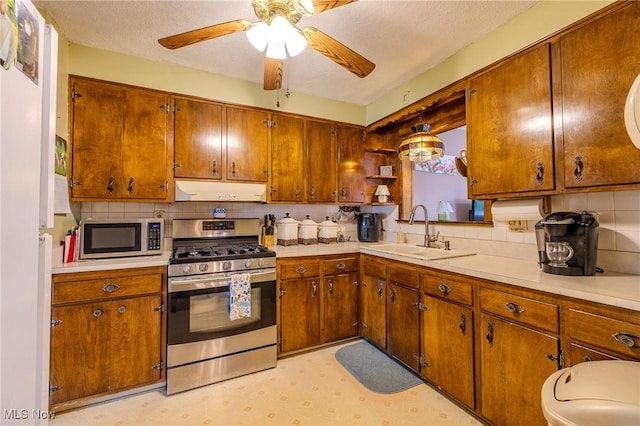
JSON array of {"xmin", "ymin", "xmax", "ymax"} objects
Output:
[{"xmin": 491, "ymin": 199, "xmax": 544, "ymax": 222}]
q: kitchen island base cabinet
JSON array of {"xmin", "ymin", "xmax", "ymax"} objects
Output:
[{"xmin": 50, "ymin": 267, "xmax": 166, "ymax": 411}]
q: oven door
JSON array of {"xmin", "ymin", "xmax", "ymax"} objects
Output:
[{"xmin": 167, "ymin": 269, "xmax": 276, "ymax": 346}]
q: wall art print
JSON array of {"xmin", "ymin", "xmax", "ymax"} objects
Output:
[
  {"xmin": 15, "ymin": 0, "xmax": 38, "ymax": 84},
  {"xmin": 414, "ymin": 154, "xmax": 459, "ymax": 175},
  {"xmin": 0, "ymin": 0, "xmax": 17, "ymax": 70}
]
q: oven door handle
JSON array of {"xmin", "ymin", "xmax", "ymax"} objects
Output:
[{"xmin": 169, "ymin": 269, "xmax": 276, "ymax": 293}]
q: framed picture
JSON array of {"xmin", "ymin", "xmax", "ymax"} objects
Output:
[{"xmin": 379, "ymin": 165, "xmax": 393, "ymax": 176}]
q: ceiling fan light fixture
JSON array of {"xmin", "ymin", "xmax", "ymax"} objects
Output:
[
  {"xmin": 285, "ymin": 27, "xmax": 307, "ymax": 56},
  {"xmin": 247, "ymin": 21, "xmax": 269, "ymax": 51},
  {"xmin": 266, "ymin": 41, "xmax": 287, "ymax": 59},
  {"xmin": 299, "ymin": 0, "xmax": 315, "ymax": 14},
  {"xmin": 398, "ymin": 124, "xmax": 445, "ymax": 162}
]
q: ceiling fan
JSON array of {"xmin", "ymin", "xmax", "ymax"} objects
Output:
[{"xmin": 158, "ymin": 0, "xmax": 375, "ymax": 90}]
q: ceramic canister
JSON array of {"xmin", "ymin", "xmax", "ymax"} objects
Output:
[
  {"xmin": 276, "ymin": 213, "xmax": 299, "ymax": 246},
  {"xmin": 318, "ymin": 216, "xmax": 339, "ymax": 244},
  {"xmin": 298, "ymin": 215, "xmax": 318, "ymax": 245}
]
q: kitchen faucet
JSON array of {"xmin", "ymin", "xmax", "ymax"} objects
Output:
[{"xmin": 409, "ymin": 204, "xmax": 440, "ymax": 248}]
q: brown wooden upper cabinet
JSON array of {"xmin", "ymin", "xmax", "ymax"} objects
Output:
[
  {"xmin": 306, "ymin": 119, "xmax": 338, "ymax": 203},
  {"xmin": 338, "ymin": 124, "xmax": 366, "ymax": 203},
  {"xmin": 173, "ymin": 97, "xmax": 223, "ymax": 180},
  {"xmin": 270, "ymin": 113, "xmax": 305, "ymax": 202},
  {"xmin": 69, "ymin": 76, "xmax": 170, "ymax": 201},
  {"xmin": 226, "ymin": 106, "xmax": 270, "ymax": 182},
  {"xmin": 557, "ymin": 2, "xmax": 640, "ymax": 190},
  {"xmin": 467, "ymin": 44, "xmax": 555, "ymax": 198}
]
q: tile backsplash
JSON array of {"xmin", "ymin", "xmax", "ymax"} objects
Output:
[{"xmin": 80, "ymin": 189, "xmax": 640, "ymax": 274}]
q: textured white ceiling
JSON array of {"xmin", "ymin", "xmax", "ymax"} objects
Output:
[{"xmin": 35, "ymin": 0, "xmax": 538, "ymax": 105}]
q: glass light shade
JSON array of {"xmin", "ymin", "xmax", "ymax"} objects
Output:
[
  {"xmin": 285, "ymin": 27, "xmax": 307, "ymax": 57},
  {"xmin": 398, "ymin": 125, "xmax": 444, "ymax": 161},
  {"xmin": 266, "ymin": 41, "xmax": 287, "ymax": 59},
  {"xmin": 246, "ymin": 22, "xmax": 269, "ymax": 52},
  {"xmin": 299, "ymin": 0, "xmax": 315, "ymax": 14},
  {"xmin": 269, "ymin": 16, "xmax": 291, "ymax": 44}
]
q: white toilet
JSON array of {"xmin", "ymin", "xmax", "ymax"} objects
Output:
[{"xmin": 541, "ymin": 360, "xmax": 640, "ymax": 426}]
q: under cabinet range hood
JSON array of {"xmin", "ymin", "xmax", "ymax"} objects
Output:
[{"xmin": 175, "ymin": 181, "xmax": 267, "ymax": 202}]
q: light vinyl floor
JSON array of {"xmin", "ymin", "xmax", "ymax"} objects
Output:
[{"xmin": 51, "ymin": 341, "xmax": 482, "ymax": 426}]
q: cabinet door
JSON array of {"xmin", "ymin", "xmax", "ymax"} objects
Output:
[
  {"xmin": 559, "ymin": 3, "xmax": 640, "ymax": 188},
  {"xmin": 338, "ymin": 125, "xmax": 365, "ymax": 203},
  {"xmin": 50, "ymin": 302, "xmax": 111, "ymax": 405},
  {"xmin": 271, "ymin": 114, "xmax": 305, "ymax": 201},
  {"xmin": 173, "ymin": 97, "xmax": 223, "ymax": 180},
  {"xmin": 226, "ymin": 107, "xmax": 269, "ymax": 182},
  {"xmin": 322, "ymin": 272, "xmax": 358, "ymax": 343},
  {"xmin": 468, "ymin": 44, "xmax": 554, "ymax": 196},
  {"xmin": 421, "ymin": 295, "xmax": 474, "ymax": 408},
  {"xmin": 387, "ymin": 283, "xmax": 420, "ymax": 371},
  {"xmin": 359, "ymin": 273, "xmax": 386, "ymax": 349},
  {"xmin": 122, "ymin": 88, "xmax": 169, "ymax": 199},
  {"xmin": 306, "ymin": 119, "xmax": 337, "ymax": 202},
  {"xmin": 279, "ymin": 278, "xmax": 320, "ymax": 353},
  {"xmin": 109, "ymin": 295, "xmax": 163, "ymax": 390},
  {"xmin": 70, "ymin": 78, "xmax": 123, "ymax": 198},
  {"xmin": 479, "ymin": 313, "xmax": 559, "ymax": 426}
]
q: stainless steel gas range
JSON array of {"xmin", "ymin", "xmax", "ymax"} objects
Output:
[{"xmin": 166, "ymin": 218, "xmax": 277, "ymax": 395}]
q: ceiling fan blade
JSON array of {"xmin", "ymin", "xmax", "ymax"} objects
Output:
[
  {"xmin": 302, "ymin": 26, "xmax": 375, "ymax": 78},
  {"xmin": 311, "ymin": 0, "xmax": 357, "ymax": 14},
  {"xmin": 264, "ymin": 57, "xmax": 284, "ymax": 90},
  {"xmin": 158, "ymin": 19, "xmax": 252, "ymax": 50}
]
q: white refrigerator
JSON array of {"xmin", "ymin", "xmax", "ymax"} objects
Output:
[{"xmin": 0, "ymin": 0, "xmax": 58, "ymax": 423}]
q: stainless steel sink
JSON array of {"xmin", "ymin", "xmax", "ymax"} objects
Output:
[{"xmin": 365, "ymin": 243, "xmax": 476, "ymax": 261}]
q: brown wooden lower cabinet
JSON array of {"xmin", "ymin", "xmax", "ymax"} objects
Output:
[
  {"xmin": 278, "ymin": 255, "xmax": 359, "ymax": 355},
  {"xmin": 359, "ymin": 255, "xmax": 387, "ymax": 349},
  {"xmin": 50, "ymin": 266, "xmax": 166, "ymax": 411},
  {"xmin": 386, "ymin": 282, "xmax": 420, "ymax": 371}
]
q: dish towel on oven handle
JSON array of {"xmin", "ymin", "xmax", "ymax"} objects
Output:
[{"xmin": 229, "ymin": 273, "xmax": 251, "ymax": 320}]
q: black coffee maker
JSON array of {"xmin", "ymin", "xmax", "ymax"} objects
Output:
[{"xmin": 535, "ymin": 211, "xmax": 599, "ymax": 276}]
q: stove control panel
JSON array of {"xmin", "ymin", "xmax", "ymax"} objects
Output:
[
  {"xmin": 202, "ymin": 220, "xmax": 235, "ymax": 231},
  {"xmin": 169, "ymin": 256, "xmax": 277, "ymax": 277}
]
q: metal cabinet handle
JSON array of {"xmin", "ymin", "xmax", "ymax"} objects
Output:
[
  {"xmin": 296, "ymin": 266, "xmax": 307, "ymax": 275},
  {"xmin": 377, "ymin": 281, "xmax": 384, "ymax": 297},
  {"xmin": 390, "ymin": 287, "xmax": 397, "ymax": 304},
  {"xmin": 231, "ymin": 161, "xmax": 236, "ymax": 176},
  {"xmin": 295, "ymin": 185, "xmax": 302, "ymax": 200},
  {"xmin": 486, "ymin": 321, "xmax": 494, "ymax": 347},
  {"xmin": 127, "ymin": 177, "xmax": 134, "ymax": 194},
  {"xmin": 336, "ymin": 262, "xmax": 346, "ymax": 270},
  {"xmin": 118, "ymin": 305, "xmax": 126, "ymax": 314},
  {"xmin": 93, "ymin": 309, "xmax": 102, "ymax": 317},
  {"xmin": 341, "ymin": 187, "xmax": 347, "ymax": 197},
  {"xmin": 536, "ymin": 161, "xmax": 544, "ymax": 186},
  {"xmin": 310, "ymin": 185, "xmax": 316, "ymax": 200},
  {"xmin": 102, "ymin": 283, "xmax": 120, "ymax": 293},
  {"xmin": 106, "ymin": 176, "xmax": 115, "ymax": 195},
  {"xmin": 311, "ymin": 281, "xmax": 317, "ymax": 297},
  {"xmin": 612, "ymin": 332, "xmax": 638, "ymax": 348},
  {"xmin": 574, "ymin": 155, "xmax": 584, "ymax": 182},
  {"xmin": 459, "ymin": 312, "xmax": 466, "ymax": 335},
  {"xmin": 438, "ymin": 283, "xmax": 451, "ymax": 295},
  {"xmin": 212, "ymin": 160, "xmax": 217, "ymax": 176},
  {"xmin": 504, "ymin": 302, "xmax": 525, "ymax": 314},
  {"xmin": 328, "ymin": 278, "xmax": 334, "ymax": 295}
]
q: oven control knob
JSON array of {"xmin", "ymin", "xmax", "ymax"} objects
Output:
[
  {"xmin": 244, "ymin": 260, "xmax": 253, "ymax": 268},
  {"xmin": 182, "ymin": 265, "xmax": 192, "ymax": 274},
  {"xmin": 198, "ymin": 263, "xmax": 208, "ymax": 272},
  {"xmin": 258, "ymin": 258, "xmax": 265, "ymax": 267},
  {"xmin": 223, "ymin": 261, "xmax": 232, "ymax": 270}
]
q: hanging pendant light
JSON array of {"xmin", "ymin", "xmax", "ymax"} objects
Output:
[{"xmin": 398, "ymin": 124, "xmax": 445, "ymax": 161}]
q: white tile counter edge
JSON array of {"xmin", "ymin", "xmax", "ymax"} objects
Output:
[{"xmin": 52, "ymin": 243, "xmax": 640, "ymax": 311}]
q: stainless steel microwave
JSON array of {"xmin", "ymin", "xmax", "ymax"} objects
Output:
[{"xmin": 79, "ymin": 218, "xmax": 164, "ymax": 260}]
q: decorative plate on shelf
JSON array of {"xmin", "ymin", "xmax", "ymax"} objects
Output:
[{"xmin": 624, "ymin": 73, "xmax": 640, "ymax": 149}]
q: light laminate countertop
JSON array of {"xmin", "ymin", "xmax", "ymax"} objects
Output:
[{"xmin": 52, "ymin": 243, "xmax": 639, "ymax": 311}]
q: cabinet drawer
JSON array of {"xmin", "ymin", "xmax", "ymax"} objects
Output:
[
  {"xmin": 569, "ymin": 343, "xmax": 620, "ymax": 364},
  {"xmin": 479, "ymin": 288, "xmax": 558, "ymax": 333},
  {"xmin": 279, "ymin": 260, "xmax": 321, "ymax": 279},
  {"xmin": 53, "ymin": 273, "xmax": 163, "ymax": 305},
  {"xmin": 362, "ymin": 256, "xmax": 386, "ymax": 279},
  {"xmin": 566, "ymin": 308, "xmax": 640, "ymax": 360},
  {"xmin": 322, "ymin": 257, "xmax": 358, "ymax": 275},
  {"xmin": 388, "ymin": 263, "xmax": 419, "ymax": 290},
  {"xmin": 422, "ymin": 271, "xmax": 473, "ymax": 306}
]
